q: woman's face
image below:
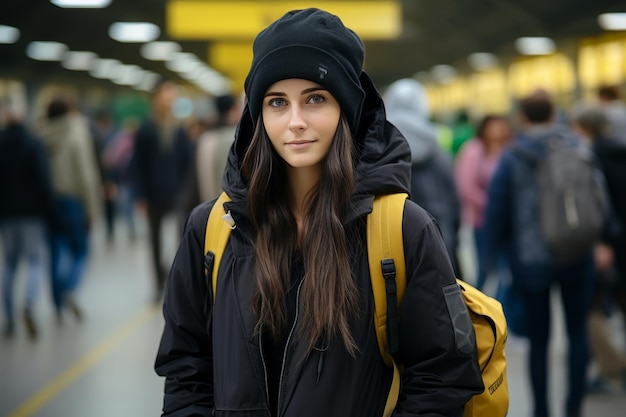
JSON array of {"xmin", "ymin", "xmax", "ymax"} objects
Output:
[
  {"xmin": 483, "ymin": 119, "xmax": 511, "ymax": 146},
  {"xmin": 262, "ymin": 78, "xmax": 341, "ymax": 170}
]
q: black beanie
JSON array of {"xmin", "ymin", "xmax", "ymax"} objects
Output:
[{"xmin": 244, "ymin": 8, "xmax": 366, "ymax": 133}]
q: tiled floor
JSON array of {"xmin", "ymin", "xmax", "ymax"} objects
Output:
[{"xmin": 1, "ymin": 219, "xmax": 625, "ymax": 417}]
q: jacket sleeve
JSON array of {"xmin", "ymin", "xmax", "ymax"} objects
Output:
[
  {"xmin": 155, "ymin": 203, "xmax": 215, "ymax": 416},
  {"xmin": 393, "ymin": 201, "xmax": 483, "ymax": 417}
]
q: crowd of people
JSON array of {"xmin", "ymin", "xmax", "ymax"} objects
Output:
[
  {"xmin": 0, "ymin": 80, "xmax": 244, "ymax": 336},
  {"xmin": 394, "ymin": 82, "xmax": 626, "ymax": 416},
  {"xmin": 1, "ymin": 9, "xmax": 626, "ymax": 416}
]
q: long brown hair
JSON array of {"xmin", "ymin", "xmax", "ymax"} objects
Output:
[{"xmin": 241, "ymin": 115, "xmax": 360, "ymax": 357}]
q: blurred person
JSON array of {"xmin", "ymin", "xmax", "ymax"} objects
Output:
[
  {"xmin": 455, "ymin": 115, "xmax": 512, "ymax": 290},
  {"xmin": 131, "ymin": 79, "xmax": 193, "ymax": 302},
  {"xmin": 195, "ymin": 93, "xmax": 244, "ymax": 202},
  {"xmin": 572, "ymin": 104, "xmax": 626, "ymax": 392},
  {"xmin": 433, "ymin": 119, "xmax": 454, "ymax": 154},
  {"xmin": 102, "ymin": 116, "xmax": 139, "ymax": 243},
  {"xmin": 36, "ymin": 95, "xmax": 102, "ymax": 322},
  {"xmin": 383, "ymin": 78, "xmax": 462, "ymax": 276},
  {"xmin": 0, "ymin": 98, "xmax": 58, "ymax": 338},
  {"xmin": 451, "ymin": 110, "xmax": 475, "ymax": 157},
  {"xmin": 176, "ymin": 116, "xmax": 208, "ymax": 232},
  {"xmin": 484, "ymin": 93, "xmax": 595, "ymax": 417},
  {"xmin": 91, "ymin": 109, "xmax": 119, "ymax": 245},
  {"xmin": 597, "ymin": 85, "xmax": 626, "ymax": 143}
]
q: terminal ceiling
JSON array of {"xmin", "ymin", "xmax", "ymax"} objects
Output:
[{"xmin": 1, "ymin": 0, "xmax": 624, "ymax": 93}]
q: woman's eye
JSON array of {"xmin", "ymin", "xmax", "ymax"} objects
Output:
[
  {"xmin": 307, "ymin": 94, "xmax": 325, "ymax": 104},
  {"xmin": 268, "ymin": 97, "xmax": 286, "ymax": 107}
]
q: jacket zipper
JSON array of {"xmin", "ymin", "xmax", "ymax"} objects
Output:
[
  {"xmin": 276, "ymin": 278, "xmax": 304, "ymax": 417},
  {"xmin": 258, "ymin": 332, "xmax": 270, "ymax": 406}
]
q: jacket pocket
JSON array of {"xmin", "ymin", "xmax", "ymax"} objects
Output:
[{"xmin": 442, "ymin": 283, "xmax": 475, "ymax": 356}]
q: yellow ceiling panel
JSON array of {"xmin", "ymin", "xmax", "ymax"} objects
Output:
[
  {"xmin": 167, "ymin": 1, "xmax": 401, "ymax": 40},
  {"xmin": 209, "ymin": 42, "xmax": 253, "ymax": 92}
]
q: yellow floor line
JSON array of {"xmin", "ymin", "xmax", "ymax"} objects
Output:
[{"xmin": 6, "ymin": 304, "xmax": 159, "ymax": 417}]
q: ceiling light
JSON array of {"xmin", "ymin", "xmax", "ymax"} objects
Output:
[
  {"xmin": 26, "ymin": 41, "xmax": 68, "ymax": 61},
  {"xmin": 166, "ymin": 52, "xmax": 200, "ymax": 73},
  {"xmin": 51, "ymin": 0, "xmax": 111, "ymax": 7},
  {"xmin": 111, "ymin": 64, "xmax": 144, "ymax": 85},
  {"xmin": 0, "ymin": 25, "xmax": 20, "ymax": 44},
  {"xmin": 515, "ymin": 37, "xmax": 555, "ymax": 55},
  {"xmin": 109, "ymin": 22, "xmax": 160, "ymax": 43},
  {"xmin": 89, "ymin": 58, "xmax": 122, "ymax": 79},
  {"xmin": 598, "ymin": 13, "xmax": 626, "ymax": 31},
  {"xmin": 62, "ymin": 51, "xmax": 97, "ymax": 71},
  {"xmin": 412, "ymin": 71, "xmax": 432, "ymax": 84},
  {"xmin": 467, "ymin": 53, "xmax": 498, "ymax": 71},
  {"xmin": 141, "ymin": 41, "xmax": 181, "ymax": 61},
  {"xmin": 431, "ymin": 64, "xmax": 457, "ymax": 83},
  {"xmin": 135, "ymin": 72, "xmax": 160, "ymax": 91}
]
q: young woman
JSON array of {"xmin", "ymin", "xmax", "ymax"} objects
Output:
[
  {"xmin": 455, "ymin": 115, "xmax": 512, "ymax": 291},
  {"xmin": 155, "ymin": 8, "xmax": 483, "ymax": 417}
]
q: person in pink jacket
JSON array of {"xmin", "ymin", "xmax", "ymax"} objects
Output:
[{"xmin": 455, "ymin": 115, "xmax": 512, "ymax": 290}]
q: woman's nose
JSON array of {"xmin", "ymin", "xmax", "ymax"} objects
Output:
[{"xmin": 288, "ymin": 106, "xmax": 307, "ymax": 131}]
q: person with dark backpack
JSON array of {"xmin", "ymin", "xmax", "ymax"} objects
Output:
[{"xmin": 484, "ymin": 92, "xmax": 603, "ymax": 417}]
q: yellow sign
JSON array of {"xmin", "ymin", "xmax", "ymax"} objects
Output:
[
  {"xmin": 469, "ymin": 69, "xmax": 510, "ymax": 115},
  {"xmin": 210, "ymin": 42, "xmax": 254, "ymax": 92},
  {"xmin": 579, "ymin": 37, "xmax": 626, "ymax": 89},
  {"xmin": 167, "ymin": 0, "xmax": 401, "ymax": 40},
  {"xmin": 508, "ymin": 54, "xmax": 575, "ymax": 97}
]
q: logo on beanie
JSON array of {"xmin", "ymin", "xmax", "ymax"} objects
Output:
[{"xmin": 318, "ymin": 64, "xmax": 328, "ymax": 79}]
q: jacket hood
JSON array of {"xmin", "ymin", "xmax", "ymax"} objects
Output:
[
  {"xmin": 222, "ymin": 71, "xmax": 411, "ymax": 203},
  {"xmin": 382, "ymin": 79, "xmax": 438, "ymax": 164},
  {"xmin": 36, "ymin": 115, "xmax": 73, "ymax": 152}
]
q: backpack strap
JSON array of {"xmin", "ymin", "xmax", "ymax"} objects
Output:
[
  {"xmin": 204, "ymin": 192, "xmax": 233, "ymax": 302},
  {"xmin": 366, "ymin": 193, "xmax": 408, "ymax": 417}
]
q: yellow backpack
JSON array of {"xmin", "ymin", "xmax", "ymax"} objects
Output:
[{"xmin": 205, "ymin": 192, "xmax": 509, "ymax": 417}]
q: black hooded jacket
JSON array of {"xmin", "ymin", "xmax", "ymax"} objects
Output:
[{"xmin": 155, "ymin": 73, "xmax": 483, "ymax": 417}]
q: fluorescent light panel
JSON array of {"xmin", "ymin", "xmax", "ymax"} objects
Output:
[
  {"xmin": 109, "ymin": 22, "xmax": 160, "ymax": 43},
  {"xmin": 141, "ymin": 41, "xmax": 181, "ymax": 61},
  {"xmin": 26, "ymin": 41, "xmax": 68, "ymax": 61},
  {"xmin": 598, "ymin": 13, "xmax": 626, "ymax": 31},
  {"xmin": 166, "ymin": 52, "xmax": 200, "ymax": 73},
  {"xmin": 50, "ymin": 0, "xmax": 111, "ymax": 8},
  {"xmin": 136, "ymin": 72, "xmax": 160, "ymax": 91},
  {"xmin": 515, "ymin": 37, "xmax": 555, "ymax": 55},
  {"xmin": 62, "ymin": 51, "xmax": 97, "ymax": 70},
  {"xmin": 0, "ymin": 25, "xmax": 20, "ymax": 44},
  {"xmin": 111, "ymin": 64, "xmax": 144, "ymax": 85},
  {"xmin": 89, "ymin": 58, "xmax": 122, "ymax": 79},
  {"xmin": 468, "ymin": 52, "xmax": 498, "ymax": 71},
  {"xmin": 431, "ymin": 64, "xmax": 457, "ymax": 82}
]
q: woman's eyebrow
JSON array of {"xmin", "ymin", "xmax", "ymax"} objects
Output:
[{"xmin": 301, "ymin": 87, "xmax": 327, "ymax": 94}]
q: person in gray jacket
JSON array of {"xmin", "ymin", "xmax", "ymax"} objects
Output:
[
  {"xmin": 37, "ymin": 96, "xmax": 102, "ymax": 321},
  {"xmin": 155, "ymin": 8, "xmax": 482, "ymax": 417},
  {"xmin": 383, "ymin": 79, "xmax": 462, "ymax": 276}
]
